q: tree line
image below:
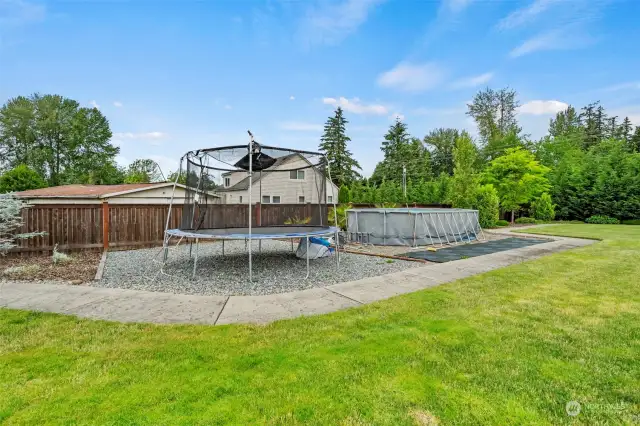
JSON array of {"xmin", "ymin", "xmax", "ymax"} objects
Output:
[
  {"xmin": 319, "ymin": 88, "xmax": 640, "ymax": 225},
  {"xmin": 2, "ymin": 90, "xmax": 639, "ymax": 225},
  {"xmin": 0, "ymin": 94, "xmax": 172, "ymax": 192}
]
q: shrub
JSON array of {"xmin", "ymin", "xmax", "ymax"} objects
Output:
[
  {"xmin": 1, "ymin": 193, "xmax": 46, "ymax": 255},
  {"xmin": 496, "ymin": 219, "xmax": 510, "ymax": 227},
  {"xmin": 338, "ymin": 185, "xmax": 351, "ymax": 203},
  {"xmin": 474, "ymin": 184, "xmax": 499, "ymax": 228},
  {"xmin": 531, "ymin": 193, "xmax": 555, "ymax": 222},
  {"xmin": 284, "ymin": 216, "xmax": 311, "ymax": 225},
  {"xmin": 0, "ymin": 164, "xmax": 46, "ymax": 193},
  {"xmin": 328, "ymin": 203, "xmax": 351, "ymax": 231},
  {"xmin": 585, "ymin": 215, "xmax": 620, "ymax": 224},
  {"xmin": 52, "ymin": 244, "xmax": 72, "ymax": 264},
  {"xmin": 622, "ymin": 219, "xmax": 640, "ymax": 225},
  {"xmin": 3, "ymin": 264, "xmax": 40, "ymax": 277},
  {"xmin": 515, "ymin": 217, "xmax": 537, "ymax": 224}
]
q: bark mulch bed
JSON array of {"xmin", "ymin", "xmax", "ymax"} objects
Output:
[{"xmin": 0, "ymin": 251, "xmax": 102, "ymax": 283}]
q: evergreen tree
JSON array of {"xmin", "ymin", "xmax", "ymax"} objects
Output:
[
  {"xmin": 450, "ymin": 132, "xmax": 478, "ymax": 209},
  {"xmin": 318, "ymin": 107, "xmax": 361, "ymax": 186},
  {"xmin": 580, "ymin": 102, "xmax": 599, "ymax": 149},
  {"xmin": 371, "ymin": 118, "xmax": 430, "ymax": 184},
  {"xmin": 619, "ymin": 117, "xmax": 633, "ymax": 144},
  {"xmin": 549, "ymin": 105, "xmax": 581, "ymax": 137},
  {"xmin": 607, "ymin": 116, "xmax": 618, "ymax": 139},
  {"xmin": 631, "ymin": 126, "xmax": 640, "ymax": 153}
]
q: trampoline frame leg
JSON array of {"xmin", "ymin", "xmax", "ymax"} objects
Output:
[
  {"xmin": 222, "ymin": 239, "xmax": 225, "ymax": 257},
  {"xmin": 305, "ymin": 236, "xmax": 310, "ymax": 279},
  {"xmin": 192, "ymin": 238, "xmax": 199, "ymax": 278}
]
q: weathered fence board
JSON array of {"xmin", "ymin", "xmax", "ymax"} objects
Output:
[{"xmin": 7, "ymin": 203, "xmax": 334, "ymax": 256}]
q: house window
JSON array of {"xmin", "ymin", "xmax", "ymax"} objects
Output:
[
  {"xmin": 298, "ymin": 196, "xmax": 305, "ymax": 203},
  {"xmin": 328, "ymin": 195, "xmax": 333, "ymax": 203},
  {"xmin": 272, "ymin": 196, "xmax": 281, "ymax": 204},
  {"xmin": 262, "ymin": 195, "xmax": 270, "ymax": 204},
  {"xmin": 224, "ymin": 177, "xmax": 231, "ymax": 187},
  {"xmin": 289, "ymin": 170, "xmax": 305, "ymax": 180},
  {"xmin": 239, "ymin": 196, "xmax": 243, "ymax": 203}
]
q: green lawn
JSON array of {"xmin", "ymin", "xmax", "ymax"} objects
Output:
[{"xmin": 1, "ymin": 224, "xmax": 639, "ymax": 425}]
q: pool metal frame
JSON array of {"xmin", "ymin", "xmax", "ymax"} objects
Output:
[{"xmin": 347, "ymin": 208, "xmax": 485, "ymax": 247}]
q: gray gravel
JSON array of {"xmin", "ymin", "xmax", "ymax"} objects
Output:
[{"xmin": 97, "ymin": 239, "xmax": 422, "ymax": 296}]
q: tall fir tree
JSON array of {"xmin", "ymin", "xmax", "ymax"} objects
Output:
[
  {"xmin": 631, "ymin": 126, "xmax": 640, "ymax": 153},
  {"xmin": 371, "ymin": 118, "xmax": 430, "ymax": 185},
  {"xmin": 318, "ymin": 107, "xmax": 361, "ymax": 186},
  {"xmin": 619, "ymin": 117, "xmax": 633, "ymax": 144},
  {"xmin": 549, "ymin": 105, "xmax": 581, "ymax": 137}
]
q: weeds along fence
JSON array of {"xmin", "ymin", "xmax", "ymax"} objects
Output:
[{"xmin": 6, "ymin": 203, "xmax": 331, "ymax": 256}]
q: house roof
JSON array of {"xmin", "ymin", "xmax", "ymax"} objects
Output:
[
  {"xmin": 217, "ymin": 153, "xmax": 312, "ymax": 192},
  {"xmin": 16, "ymin": 183, "xmax": 176, "ymax": 198}
]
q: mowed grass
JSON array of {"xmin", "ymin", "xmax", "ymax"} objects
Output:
[{"xmin": 1, "ymin": 225, "xmax": 639, "ymax": 425}]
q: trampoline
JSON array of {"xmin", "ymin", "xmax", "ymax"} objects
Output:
[
  {"xmin": 166, "ymin": 226, "xmax": 338, "ymax": 240},
  {"xmin": 153, "ymin": 131, "xmax": 340, "ymax": 281}
]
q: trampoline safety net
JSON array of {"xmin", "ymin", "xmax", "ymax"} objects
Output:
[{"xmin": 178, "ymin": 139, "xmax": 336, "ymax": 232}]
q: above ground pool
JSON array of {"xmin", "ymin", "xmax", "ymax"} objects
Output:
[{"xmin": 346, "ymin": 208, "xmax": 482, "ymax": 246}]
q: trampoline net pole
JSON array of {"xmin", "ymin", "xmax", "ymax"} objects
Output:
[{"xmin": 248, "ymin": 134, "xmax": 253, "ymax": 282}]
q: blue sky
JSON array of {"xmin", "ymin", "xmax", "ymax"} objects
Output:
[{"xmin": 1, "ymin": 0, "xmax": 640, "ymax": 177}]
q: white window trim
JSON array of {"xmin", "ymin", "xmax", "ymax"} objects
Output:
[
  {"xmin": 298, "ymin": 196, "xmax": 305, "ymax": 203},
  {"xmin": 328, "ymin": 195, "xmax": 333, "ymax": 203},
  {"xmin": 272, "ymin": 195, "xmax": 281, "ymax": 204},
  {"xmin": 224, "ymin": 177, "xmax": 231, "ymax": 187},
  {"xmin": 262, "ymin": 195, "xmax": 271, "ymax": 204}
]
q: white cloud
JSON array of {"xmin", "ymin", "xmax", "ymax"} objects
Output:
[
  {"xmin": 223, "ymin": 104, "xmax": 232, "ymax": 110},
  {"xmin": 279, "ymin": 121, "xmax": 323, "ymax": 131},
  {"xmin": 509, "ymin": 28, "xmax": 593, "ymax": 57},
  {"xmin": 450, "ymin": 72, "xmax": 494, "ymax": 89},
  {"xmin": 497, "ymin": 0, "xmax": 560, "ymax": 30},
  {"xmin": 113, "ymin": 131, "xmax": 167, "ymax": 140},
  {"xmin": 113, "ymin": 101, "xmax": 123, "ymax": 107},
  {"xmin": 300, "ymin": 0, "xmax": 385, "ymax": 46},
  {"xmin": 322, "ymin": 97, "xmax": 387, "ymax": 115},
  {"xmin": 89, "ymin": 100, "xmax": 100, "ymax": 109},
  {"xmin": 0, "ymin": 0, "xmax": 46, "ymax": 27},
  {"xmin": 377, "ymin": 62, "xmax": 446, "ymax": 93},
  {"xmin": 603, "ymin": 82, "xmax": 640, "ymax": 92},
  {"xmin": 289, "ymin": 95, "xmax": 295, "ymax": 100},
  {"xmin": 443, "ymin": 0, "xmax": 474, "ymax": 13},
  {"xmin": 518, "ymin": 100, "xmax": 568, "ymax": 115}
]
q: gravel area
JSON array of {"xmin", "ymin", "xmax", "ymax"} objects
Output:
[{"xmin": 97, "ymin": 240, "xmax": 423, "ymax": 296}]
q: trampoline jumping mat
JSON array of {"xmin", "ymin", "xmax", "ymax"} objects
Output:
[{"xmin": 400, "ymin": 237, "xmax": 548, "ymax": 263}]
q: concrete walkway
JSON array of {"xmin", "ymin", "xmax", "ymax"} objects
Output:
[{"xmin": 0, "ymin": 229, "xmax": 595, "ymax": 325}]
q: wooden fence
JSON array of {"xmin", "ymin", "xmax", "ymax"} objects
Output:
[{"xmin": 7, "ymin": 202, "xmax": 330, "ymax": 256}]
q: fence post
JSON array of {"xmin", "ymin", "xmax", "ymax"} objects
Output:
[
  {"xmin": 102, "ymin": 200, "xmax": 109, "ymax": 250},
  {"xmin": 255, "ymin": 202, "xmax": 261, "ymax": 227}
]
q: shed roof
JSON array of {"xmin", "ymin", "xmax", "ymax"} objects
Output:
[{"xmin": 16, "ymin": 183, "xmax": 174, "ymax": 198}]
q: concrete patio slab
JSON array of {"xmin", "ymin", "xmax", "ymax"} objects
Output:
[
  {"xmin": 0, "ymin": 228, "xmax": 597, "ymax": 325},
  {"xmin": 216, "ymin": 287, "xmax": 359, "ymax": 325}
]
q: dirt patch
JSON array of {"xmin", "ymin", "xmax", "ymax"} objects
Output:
[{"xmin": 0, "ymin": 251, "xmax": 101, "ymax": 283}]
